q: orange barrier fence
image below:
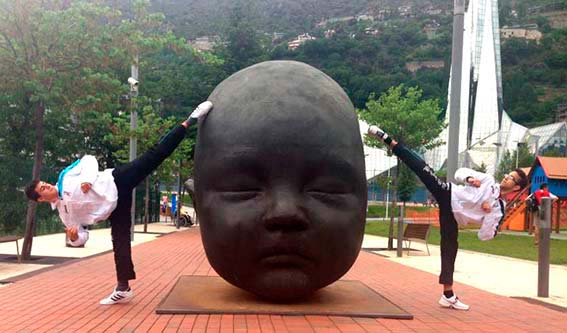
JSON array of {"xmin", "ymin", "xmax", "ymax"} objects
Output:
[
  {"xmin": 502, "ymin": 201, "xmax": 566, "ymax": 232},
  {"xmin": 404, "ymin": 207, "xmax": 439, "ymax": 226},
  {"xmin": 393, "ymin": 204, "xmax": 565, "ymax": 231}
]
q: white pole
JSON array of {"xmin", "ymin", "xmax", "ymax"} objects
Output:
[
  {"xmin": 515, "ymin": 142, "xmax": 519, "ymax": 169},
  {"xmin": 129, "ymin": 55, "xmax": 139, "ymax": 240},
  {"xmin": 385, "ymin": 159, "xmax": 391, "ymax": 220},
  {"xmin": 447, "ymin": 0, "xmax": 465, "ymax": 182}
]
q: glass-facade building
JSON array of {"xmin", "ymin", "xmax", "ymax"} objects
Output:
[{"xmin": 426, "ymin": 0, "xmax": 528, "ymax": 175}]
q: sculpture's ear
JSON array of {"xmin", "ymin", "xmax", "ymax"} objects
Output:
[
  {"xmin": 183, "ymin": 178, "xmax": 198, "ymax": 215},
  {"xmin": 193, "ymin": 197, "xmax": 199, "ymax": 216}
]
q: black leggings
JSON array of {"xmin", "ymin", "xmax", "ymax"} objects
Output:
[
  {"xmin": 392, "ymin": 143, "xmax": 458, "ymax": 285},
  {"xmin": 109, "ymin": 125, "xmax": 187, "ymax": 282}
]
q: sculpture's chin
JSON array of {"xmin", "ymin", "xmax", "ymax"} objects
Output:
[
  {"xmin": 214, "ymin": 259, "xmax": 358, "ymax": 302},
  {"xmin": 233, "ymin": 268, "xmax": 318, "ymax": 302}
]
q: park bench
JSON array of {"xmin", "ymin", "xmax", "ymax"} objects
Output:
[
  {"xmin": 403, "ymin": 223, "xmax": 431, "ymax": 256},
  {"xmin": 0, "ymin": 235, "xmax": 22, "ymax": 263}
]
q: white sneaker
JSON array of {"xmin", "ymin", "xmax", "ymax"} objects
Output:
[
  {"xmin": 438, "ymin": 294, "xmax": 470, "ymax": 311},
  {"xmin": 99, "ymin": 288, "xmax": 134, "ymax": 305},
  {"xmin": 189, "ymin": 101, "xmax": 213, "ymax": 119},
  {"xmin": 367, "ymin": 125, "xmax": 390, "ymax": 142}
]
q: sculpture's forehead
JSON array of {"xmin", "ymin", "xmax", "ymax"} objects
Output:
[
  {"xmin": 199, "ymin": 60, "xmax": 359, "ymax": 147},
  {"xmin": 207, "ymin": 61, "xmax": 354, "ymax": 121},
  {"xmin": 200, "ymin": 108, "xmax": 355, "ymax": 149}
]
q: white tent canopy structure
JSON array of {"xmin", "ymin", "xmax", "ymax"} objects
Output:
[
  {"xmin": 525, "ymin": 122, "xmax": 567, "ymax": 156},
  {"xmin": 358, "ymin": 120, "xmax": 397, "ymax": 180}
]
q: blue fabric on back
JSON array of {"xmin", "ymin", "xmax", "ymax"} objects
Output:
[{"xmin": 57, "ymin": 159, "xmax": 81, "ymax": 199}]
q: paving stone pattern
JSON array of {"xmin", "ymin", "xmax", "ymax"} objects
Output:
[{"xmin": 0, "ymin": 229, "xmax": 565, "ymax": 332}]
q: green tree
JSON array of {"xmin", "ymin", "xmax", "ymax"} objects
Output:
[
  {"xmin": 541, "ymin": 147, "xmax": 565, "ymax": 157},
  {"xmin": 371, "ymin": 174, "xmax": 391, "ymax": 202},
  {"xmin": 398, "ymin": 164, "xmax": 417, "ymax": 204},
  {"xmin": 495, "ymin": 144, "xmax": 535, "ymax": 181},
  {"xmin": 0, "ymin": 0, "xmax": 180, "ymax": 257},
  {"xmin": 142, "ymin": 47, "xmax": 224, "ymax": 119},
  {"xmin": 215, "ymin": 0, "xmax": 269, "ymax": 74},
  {"xmin": 0, "ymin": 1, "xmax": 134, "ymax": 257},
  {"xmin": 473, "ymin": 162, "xmax": 488, "ymax": 173},
  {"xmin": 358, "ymin": 84, "xmax": 445, "ymax": 249}
]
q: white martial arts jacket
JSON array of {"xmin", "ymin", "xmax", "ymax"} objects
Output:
[
  {"xmin": 451, "ymin": 168, "xmax": 505, "ymax": 241},
  {"xmin": 50, "ymin": 155, "xmax": 118, "ymax": 247}
]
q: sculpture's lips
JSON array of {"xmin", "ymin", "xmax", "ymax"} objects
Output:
[
  {"xmin": 259, "ymin": 246, "xmax": 313, "ymax": 267},
  {"xmin": 261, "ymin": 254, "xmax": 312, "ymax": 267}
]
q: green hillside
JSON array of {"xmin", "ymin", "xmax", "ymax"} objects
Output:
[{"xmin": 113, "ymin": 0, "xmax": 566, "ymax": 127}]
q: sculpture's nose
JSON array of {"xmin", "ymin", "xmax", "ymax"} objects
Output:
[{"xmin": 263, "ymin": 186, "xmax": 309, "ymax": 232}]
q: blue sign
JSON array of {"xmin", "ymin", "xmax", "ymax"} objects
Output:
[{"xmin": 171, "ymin": 193, "xmax": 177, "ymax": 215}]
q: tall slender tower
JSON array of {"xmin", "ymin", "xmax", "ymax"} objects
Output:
[
  {"xmin": 470, "ymin": 0, "xmax": 504, "ymax": 142},
  {"xmin": 426, "ymin": 0, "xmax": 515, "ymax": 174}
]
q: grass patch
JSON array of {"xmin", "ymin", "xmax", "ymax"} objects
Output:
[
  {"xmin": 367, "ymin": 204, "xmax": 433, "ymax": 217},
  {"xmin": 365, "ymin": 220, "xmax": 567, "ymax": 265}
]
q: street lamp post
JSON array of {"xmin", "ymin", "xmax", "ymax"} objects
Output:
[
  {"xmin": 493, "ymin": 142, "xmax": 502, "ymax": 175},
  {"xmin": 385, "ymin": 159, "xmax": 391, "ymax": 220},
  {"xmin": 129, "ymin": 56, "xmax": 139, "ymax": 240},
  {"xmin": 514, "ymin": 141, "xmax": 528, "ymax": 169},
  {"xmin": 515, "ymin": 145, "xmax": 519, "ymax": 169}
]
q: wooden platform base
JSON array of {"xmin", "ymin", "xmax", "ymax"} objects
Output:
[{"xmin": 156, "ymin": 276, "xmax": 413, "ymax": 319}]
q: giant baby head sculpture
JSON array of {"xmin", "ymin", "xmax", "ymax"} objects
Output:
[{"xmin": 194, "ymin": 60, "xmax": 367, "ymax": 302}]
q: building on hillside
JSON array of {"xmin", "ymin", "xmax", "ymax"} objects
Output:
[
  {"xmin": 324, "ymin": 29, "xmax": 336, "ymax": 38},
  {"xmin": 364, "ymin": 27, "xmax": 380, "ymax": 36},
  {"xmin": 424, "ymin": 6, "xmax": 443, "ymax": 16},
  {"xmin": 328, "ymin": 16, "xmax": 356, "ymax": 24},
  {"xmin": 501, "ymin": 26, "xmax": 543, "ymax": 43},
  {"xmin": 398, "ymin": 5, "xmax": 413, "ymax": 18},
  {"xmin": 316, "ymin": 19, "xmax": 328, "ymax": 28},
  {"xmin": 287, "ymin": 33, "xmax": 316, "ymax": 50},
  {"xmin": 540, "ymin": 11, "xmax": 567, "ymax": 28},
  {"xmin": 528, "ymin": 3, "xmax": 567, "ymax": 28},
  {"xmin": 356, "ymin": 14, "xmax": 374, "ymax": 22},
  {"xmin": 556, "ymin": 103, "xmax": 567, "ymax": 122},
  {"xmin": 405, "ymin": 60, "xmax": 445, "ymax": 73},
  {"xmin": 272, "ymin": 32, "xmax": 285, "ymax": 43},
  {"xmin": 375, "ymin": 9, "xmax": 391, "ymax": 21},
  {"xmin": 528, "ymin": 3, "xmax": 566, "ymax": 15},
  {"xmin": 423, "ymin": 23, "xmax": 440, "ymax": 39},
  {"xmin": 189, "ymin": 36, "xmax": 217, "ymax": 52}
]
